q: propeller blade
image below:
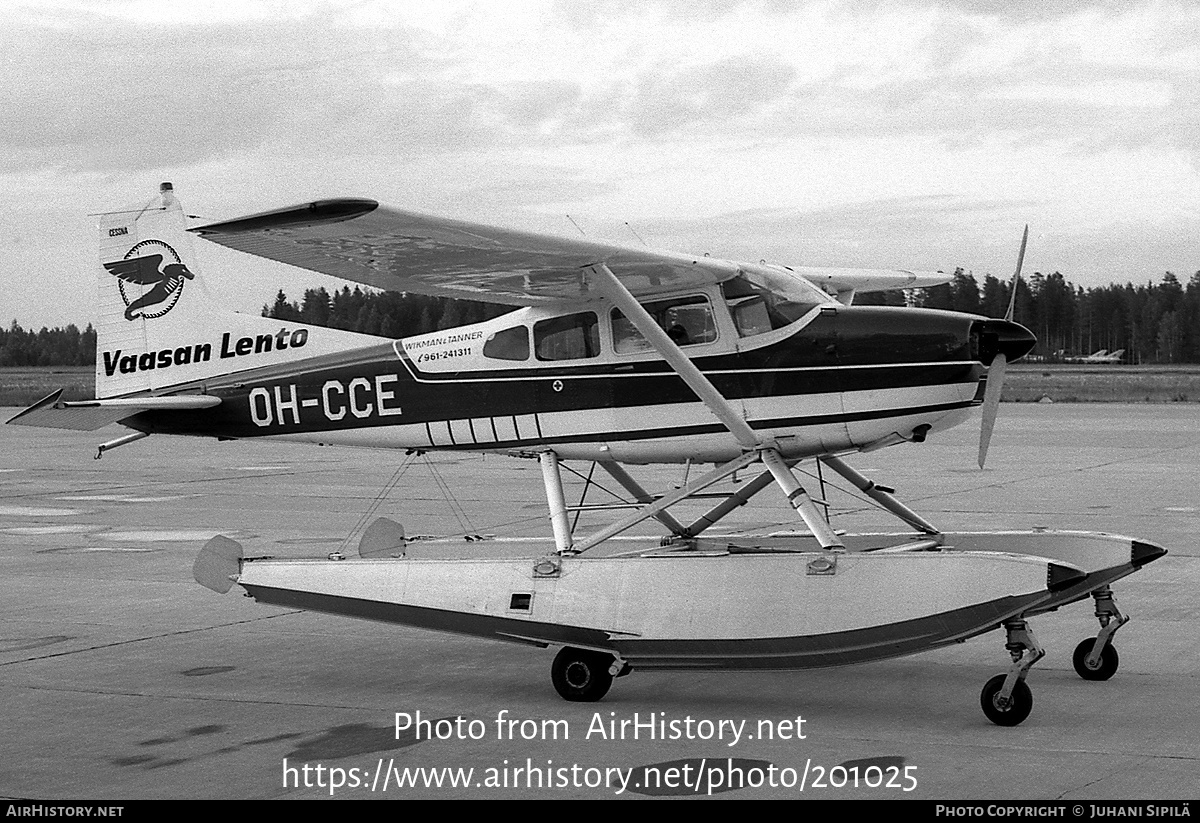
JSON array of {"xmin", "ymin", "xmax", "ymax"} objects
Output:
[
  {"xmin": 979, "ymin": 225, "xmax": 1029, "ymax": 468},
  {"xmin": 978, "ymin": 352, "xmax": 1007, "ymax": 469},
  {"xmin": 1005, "ymin": 225, "xmax": 1028, "ymax": 323}
]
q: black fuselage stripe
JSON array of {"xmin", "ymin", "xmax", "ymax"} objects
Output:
[{"xmin": 422, "ymin": 399, "xmax": 975, "ymax": 451}]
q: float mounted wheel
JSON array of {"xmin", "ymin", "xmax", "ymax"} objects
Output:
[
  {"xmin": 980, "ymin": 674, "xmax": 1033, "ymax": 727},
  {"xmin": 1072, "ymin": 638, "xmax": 1119, "ymax": 681},
  {"xmin": 551, "ymin": 647, "xmax": 615, "ymax": 702}
]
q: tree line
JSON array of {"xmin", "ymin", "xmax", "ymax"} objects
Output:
[
  {"xmin": 6, "ymin": 270, "xmax": 1199, "ymax": 366},
  {"xmin": 261, "ymin": 286, "xmax": 511, "ymax": 337},
  {"xmin": 271, "ymin": 274, "xmax": 1200, "ymax": 364},
  {"xmin": 0, "ymin": 288, "xmax": 506, "ymax": 368},
  {"xmin": 857, "ymin": 269, "xmax": 1200, "ymax": 364},
  {"xmin": 0, "ymin": 322, "xmax": 96, "ymax": 367}
]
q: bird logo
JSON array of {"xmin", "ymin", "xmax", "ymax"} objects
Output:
[{"xmin": 104, "ymin": 240, "xmax": 196, "ymax": 320}]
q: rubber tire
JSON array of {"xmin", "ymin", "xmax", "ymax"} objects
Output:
[
  {"xmin": 980, "ymin": 674, "xmax": 1033, "ymax": 727},
  {"xmin": 551, "ymin": 647, "xmax": 615, "ymax": 702},
  {"xmin": 1072, "ymin": 638, "xmax": 1119, "ymax": 681}
]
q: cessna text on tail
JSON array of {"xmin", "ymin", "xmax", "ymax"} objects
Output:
[{"xmin": 8, "ymin": 183, "xmax": 1166, "ymax": 726}]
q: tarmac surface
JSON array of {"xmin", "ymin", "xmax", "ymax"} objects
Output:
[{"xmin": 1, "ymin": 403, "xmax": 1197, "ymax": 800}]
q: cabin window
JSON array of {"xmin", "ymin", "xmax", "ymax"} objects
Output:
[
  {"xmin": 611, "ymin": 296, "xmax": 717, "ymax": 354},
  {"xmin": 534, "ymin": 312, "xmax": 600, "ymax": 361},
  {"xmin": 727, "ymin": 296, "xmax": 773, "ymax": 337},
  {"xmin": 483, "ymin": 325, "xmax": 529, "ymax": 361},
  {"xmin": 722, "ymin": 270, "xmax": 827, "ymax": 337}
]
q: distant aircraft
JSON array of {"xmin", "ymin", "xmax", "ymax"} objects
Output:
[
  {"xmin": 1083, "ymin": 349, "xmax": 1125, "ymax": 364},
  {"xmin": 1063, "ymin": 349, "xmax": 1125, "ymax": 364},
  {"xmin": 8, "ymin": 184, "xmax": 1165, "ymax": 726}
]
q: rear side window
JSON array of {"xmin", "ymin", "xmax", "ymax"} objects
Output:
[
  {"xmin": 483, "ymin": 326, "xmax": 529, "ymax": 361},
  {"xmin": 534, "ymin": 312, "xmax": 600, "ymax": 361}
]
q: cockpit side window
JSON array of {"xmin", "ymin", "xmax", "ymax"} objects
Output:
[
  {"xmin": 722, "ymin": 270, "xmax": 826, "ymax": 337},
  {"xmin": 727, "ymin": 296, "xmax": 773, "ymax": 338},
  {"xmin": 482, "ymin": 325, "xmax": 529, "ymax": 361},
  {"xmin": 611, "ymin": 295, "xmax": 717, "ymax": 354},
  {"xmin": 534, "ymin": 312, "xmax": 600, "ymax": 361}
]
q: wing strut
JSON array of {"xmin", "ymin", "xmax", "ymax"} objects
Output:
[
  {"xmin": 586, "ymin": 263, "xmax": 843, "ymax": 551},
  {"xmin": 587, "ymin": 263, "xmax": 758, "ymax": 449}
]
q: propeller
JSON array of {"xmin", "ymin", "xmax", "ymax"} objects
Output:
[{"xmin": 978, "ymin": 225, "xmax": 1028, "ymax": 469}]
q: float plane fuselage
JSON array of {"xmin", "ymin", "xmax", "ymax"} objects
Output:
[{"xmin": 7, "ymin": 184, "xmax": 1166, "ymax": 726}]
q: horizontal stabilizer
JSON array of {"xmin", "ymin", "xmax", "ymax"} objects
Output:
[
  {"xmin": 358, "ymin": 517, "xmax": 407, "ymax": 559},
  {"xmin": 6, "ymin": 390, "xmax": 221, "ymax": 431},
  {"xmin": 193, "ymin": 535, "xmax": 245, "ymax": 594}
]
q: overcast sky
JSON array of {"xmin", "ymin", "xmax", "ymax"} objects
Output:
[{"xmin": 3, "ymin": 0, "xmax": 1197, "ymax": 328}]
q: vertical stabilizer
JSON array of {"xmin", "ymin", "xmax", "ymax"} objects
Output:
[{"xmin": 95, "ymin": 184, "xmax": 382, "ymax": 398}]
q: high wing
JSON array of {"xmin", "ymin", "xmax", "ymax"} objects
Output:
[
  {"xmin": 190, "ymin": 199, "xmax": 945, "ymax": 305},
  {"xmin": 190, "ymin": 199, "xmax": 741, "ymax": 306},
  {"xmin": 793, "ymin": 266, "xmax": 949, "ymax": 295}
]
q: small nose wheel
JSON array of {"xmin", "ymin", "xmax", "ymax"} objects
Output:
[
  {"xmin": 980, "ymin": 674, "xmax": 1033, "ymax": 727},
  {"xmin": 551, "ymin": 647, "xmax": 615, "ymax": 702},
  {"xmin": 1072, "ymin": 587, "xmax": 1127, "ymax": 681},
  {"xmin": 1073, "ymin": 638, "xmax": 1120, "ymax": 681},
  {"xmin": 980, "ymin": 618, "xmax": 1042, "ymax": 726}
]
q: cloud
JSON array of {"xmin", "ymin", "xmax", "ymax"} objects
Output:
[
  {"xmin": 2, "ymin": 0, "xmax": 1198, "ymax": 326},
  {"xmin": 0, "ymin": 8, "xmax": 433, "ymax": 171},
  {"xmin": 625, "ymin": 56, "xmax": 797, "ymax": 136},
  {"xmin": 6, "ymin": 1, "xmax": 1195, "ymax": 172},
  {"xmin": 634, "ymin": 192, "xmax": 1200, "ymax": 290}
]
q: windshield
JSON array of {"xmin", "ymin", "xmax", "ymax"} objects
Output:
[{"xmin": 721, "ymin": 268, "xmax": 829, "ymax": 336}]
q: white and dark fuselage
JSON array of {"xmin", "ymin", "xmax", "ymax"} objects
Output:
[
  {"xmin": 66, "ymin": 186, "xmax": 1035, "ymax": 462},
  {"xmin": 121, "ymin": 292, "xmax": 1029, "ymax": 464}
]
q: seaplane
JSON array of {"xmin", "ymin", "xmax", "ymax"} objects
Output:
[{"xmin": 8, "ymin": 184, "xmax": 1166, "ymax": 726}]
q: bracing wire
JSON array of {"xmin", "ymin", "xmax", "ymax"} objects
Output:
[
  {"xmin": 422, "ymin": 456, "xmax": 478, "ymax": 537},
  {"xmin": 338, "ymin": 452, "xmax": 420, "ymax": 554},
  {"xmin": 570, "ymin": 462, "xmax": 597, "ymax": 533}
]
